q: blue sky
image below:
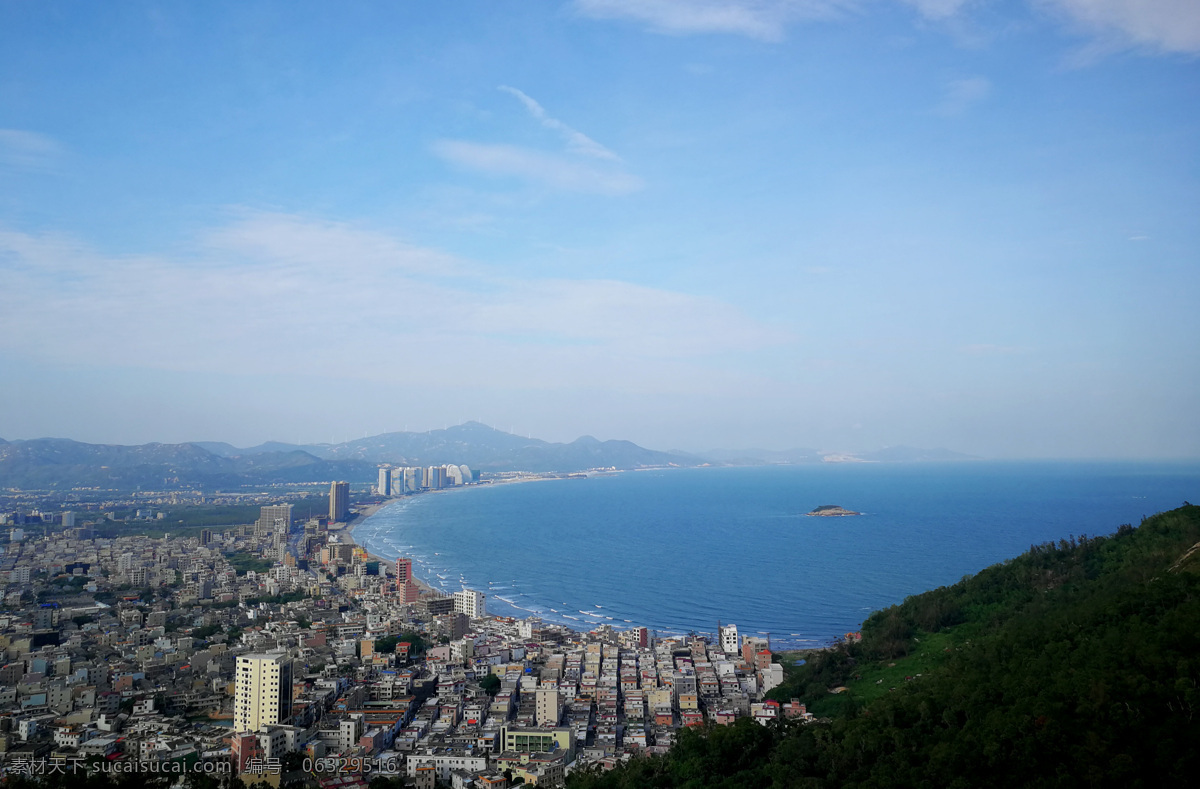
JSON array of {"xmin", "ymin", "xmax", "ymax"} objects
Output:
[{"xmin": 1, "ymin": 0, "xmax": 1197, "ymax": 458}]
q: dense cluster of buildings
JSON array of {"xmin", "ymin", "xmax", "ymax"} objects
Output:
[
  {"xmin": 0, "ymin": 490, "xmax": 801, "ymax": 788},
  {"xmin": 377, "ymin": 465, "xmax": 474, "ymax": 497}
]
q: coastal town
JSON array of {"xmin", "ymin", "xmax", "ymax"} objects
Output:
[{"xmin": 0, "ymin": 466, "xmax": 804, "ymax": 789}]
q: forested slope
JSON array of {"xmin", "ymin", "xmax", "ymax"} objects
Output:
[{"xmin": 568, "ymin": 503, "xmax": 1200, "ymax": 788}]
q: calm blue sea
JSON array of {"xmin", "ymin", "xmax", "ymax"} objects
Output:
[{"xmin": 352, "ymin": 462, "xmax": 1199, "ymax": 650}]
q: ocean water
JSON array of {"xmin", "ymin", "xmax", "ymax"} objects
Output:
[{"xmin": 352, "ymin": 462, "xmax": 1199, "ymax": 650}]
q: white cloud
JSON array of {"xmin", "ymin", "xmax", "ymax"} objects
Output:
[
  {"xmin": 0, "ymin": 129, "xmax": 61, "ymax": 168},
  {"xmin": 1039, "ymin": 0, "xmax": 1200, "ymax": 54},
  {"xmin": 937, "ymin": 76, "xmax": 991, "ymax": 115},
  {"xmin": 498, "ymin": 86, "xmax": 621, "ymax": 161},
  {"xmin": 432, "ymin": 140, "xmax": 643, "ymax": 194},
  {"xmin": 0, "ymin": 215, "xmax": 783, "ymax": 393},
  {"xmin": 574, "ymin": 0, "xmax": 1200, "ymax": 56},
  {"xmin": 571, "ymin": 0, "xmax": 850, "ymax": 41},
  {"xmin": 204, "ymin": 211, "xmax": 462, "ymax": 275}
]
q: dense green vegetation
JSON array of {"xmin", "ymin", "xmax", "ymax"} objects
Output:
[
  {"xmin": 224, "ymin": 552, "xmax": 273, "ymax": 575},
  {"xmin": 160, "ymin": 503, "xmax": 261, "ymax": 528},
  {"xmin": 568, "ymin": 504, "xmax": 1200, "ymax": 788},
  {"xmin": 86, "ymin": 494, "xmax": 331, "ymax": 538},
  {"xmin": 91, "ymin": 521, "xmax": 215, "ymax": 540},
  {"xmin": 242, "ymin": 590, "xmax": 308, "ymax": 605},
  {"xmin": 373, "ymin": 635, "xmax": 399, "ymax": 655},
  {"xmin": 88, "ymin": 502, "xmax": 259, "ymax": 539},
  {"xmin": 396, "ymin": 630, "xmax": 429, "ymax": 655}
]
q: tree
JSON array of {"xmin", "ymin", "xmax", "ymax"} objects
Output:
[
  {"xmin": 396, "ymin": 630, "xmax": 429, "ymax": 654},
  {"xmin": 479, "ymin": 672, "xmax": 501, "ymax": 695}
]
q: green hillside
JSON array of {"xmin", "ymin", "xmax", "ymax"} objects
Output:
[{"xmin": 568, "ymin": 503, "xmax": 1200, "ymax": 788}]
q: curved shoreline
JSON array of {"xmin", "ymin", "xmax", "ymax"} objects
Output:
[
  {"xmin": 344, "ymin": 475, "xmax": 829, "ymax": 650},
  {"xmin": 345, "ymin": 499, "xmax": 440, "ymax": 595},
  {"xmin": 345, "ymin": 491, "xmax": 725, "ymax": 642},
  {"xmin": 344, "ymin": 474, "xmax": 580, "ymax": 598},
  {"xmin": 347, "ymin": 488, "xmax": 656, "ymax": 631}
]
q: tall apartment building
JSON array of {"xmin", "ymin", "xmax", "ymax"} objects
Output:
[
  {"xmin": 453, "ymin": 589, "xmax": 486, "ymax": 619},
  {"xmin": 377, "ymin": 467, "xmax": 392, "ymax": 497},
  {"xmin": 396, "ymin": 556, "xmax": 419, "ymax": 602},
  {"xmin": 329, "ymin": 482, "xmax": 350, "ymax": 522},
  {"xmin": 719, "ymin": 623, "xmax": 740, "ymax": 655},
  {"xmin": 536, "ymin": 686, "xmax": 561, "ymax": 727},
  {"xmin": 234, "ymin": 653, "xmax": 293, "ymax": 732},
  {"xmin": 428, "ymin": 466, "xmax": 446, "ymax": 490},
  {"xmin": 255, "ymin": 504, "xmax": 293, "ymax": 537}
]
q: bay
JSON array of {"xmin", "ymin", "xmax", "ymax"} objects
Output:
[{"xmin": 352, "ymin": 461, "xmax": 1199, "ymax": 650}]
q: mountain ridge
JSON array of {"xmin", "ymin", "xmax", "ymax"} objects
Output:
[
  {"xmin": 0, "ymin": 423, "xmax": 694, "ymax": 490},
  {"xmin": 0, "ymin": 423, "xmax": 977, "ymax": 490}
]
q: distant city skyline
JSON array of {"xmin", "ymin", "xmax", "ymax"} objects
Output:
[{"xmin": 2, "ymin": 2, "xmax": 1197, "ymax": 459}]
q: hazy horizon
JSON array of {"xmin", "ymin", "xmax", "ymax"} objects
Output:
[
  {"xmin": 3, "ymin": 2, "xmax": 1197, "ymax": 460},
  {"xmin": 4, "ymin": 421, "xmax": 1199, "ymax": 464}
]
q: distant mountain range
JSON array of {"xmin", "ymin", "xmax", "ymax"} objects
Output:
[
  {"xmin": 193, "ymin": 422, "xmax": 696, "ymax": 473},
  {"xmin": 0, "ymin": 438, "xmax": 376, "ymax": 491},
  {"xmin": 0, "ymin": 422, "xmax": 975, "ymax": 491}
]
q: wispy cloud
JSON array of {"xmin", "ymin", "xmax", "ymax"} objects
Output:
[
  {"xmin": 0, "ymin": 129, "xmax": 62, "ymax": 169},
  {"xmin": 434, "ymin": 87, "xmax": 637, "ymax": 194},
  {"xmin": 571, "ymin": 0, "xmax": 850, "ymax": 41},
  {"xmin": 575, "ymin": 0, "xmax": 1200, "ymax": 56},
  {"xmin": 204, "ymin": 211, "xmax": 462, "ymax": 275},
  {"xmin": 1039, "ymin": 0, "xmax": 1200, "ymax": 55},
  {"xmin": 431, "ymin": 140, "xmax": 643, "ymax": 194},
  {"xmin": 936, "ymin": 76, "xmax": 991, "ymax": 115},
  {"xmin": 0, "ymin": 215, "xmax": 783, "ymax": 391},
  {"xmin": 498, "ymin": 86, "xmax": 620, "ymax": 161}
]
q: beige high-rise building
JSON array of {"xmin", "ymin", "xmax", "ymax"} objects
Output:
[
  {"xmin": 255, "ymin": 504, "xmax": 293, "ymax": 537},
  {"xmin": 234, "ymin": 653, "xmax": 293, "ymax": 732},
  {"xmin": 329, "ymin": 481, "xmax": 350, "ymax": 522},
  {"xmin": 536, "ymin": 686, "xmax": 561, "ymax": 727}
]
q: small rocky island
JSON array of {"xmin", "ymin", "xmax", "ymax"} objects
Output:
[{"xmin": 807, "ymin": 504, "xmax": 861, "ymax": 517}]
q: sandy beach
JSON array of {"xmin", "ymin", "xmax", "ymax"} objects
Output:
[{"xmin": 343, "ymin": 500, "xmax": 439, "ymax": 595}]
